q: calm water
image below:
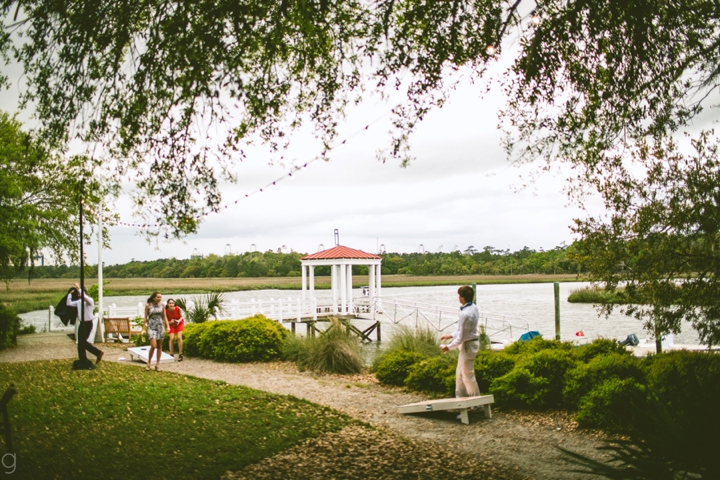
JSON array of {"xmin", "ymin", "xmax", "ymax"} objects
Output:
[{"xmin": 20, "ymin": 282, "xmax": 702, "ymax": 344}]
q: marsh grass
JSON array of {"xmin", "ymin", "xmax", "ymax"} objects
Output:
[
  {"xmin": 2, "ymin": 274, "xmax": 584, "ymax": 315},
  {"xmin": 284, "ymin": 318, "xmax": 364, "ymax": 374},
  {"xmin": 372, "ymin": 325, "xmax": 441, "ymax": 372},
  {"xmin": 568, "ymin": 287, "xmax": 624, "ymax": 304},
  {"xmin": 0, "ymin": 360, "xmax": 353, "ymax": 479}
]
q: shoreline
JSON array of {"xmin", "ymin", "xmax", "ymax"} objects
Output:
[{"xmin": 3, "ymin": 274, "xmax": 585, "ymax": 314}]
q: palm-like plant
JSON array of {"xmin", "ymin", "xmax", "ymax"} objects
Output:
[{"xmin": 175, "ymin": 292, "xmax": 226, "ymax": 323}]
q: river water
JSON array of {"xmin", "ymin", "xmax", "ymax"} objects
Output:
[{"xmin": 20, "ymin": 282, "xmax": 702, "ymax": 344}]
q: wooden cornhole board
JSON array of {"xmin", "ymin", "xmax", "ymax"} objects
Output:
[
  {"xmin": 398, "ymin": 394, "xmax": 494, "ymax": 425},
  {"xmin": 127, "ymin": 346, "xmax": 175, "ymax": 364}
]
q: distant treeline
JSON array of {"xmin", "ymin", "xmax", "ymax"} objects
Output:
[{"xmin": 19, "ymin": 245, "xmax": 581, "ymax": 279}]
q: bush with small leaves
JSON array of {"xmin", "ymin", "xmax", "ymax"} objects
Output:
[
  {"xmin": 576, "ymin": 377, "xmax": 647, "ymax": 431},
  {"xmin": 575, "ymin": 338, "xmax": 631, "ymax": 363},
  {"xmin": 564, "ymin": 353, "xmax": 646, "ymax": 408},
  {"xmin": 491, "ymin": 366, "xmax": 551, "ymax": 409},
  {"xmin": 404, "ymin": 353, "xmax": 457, "ymax": 397},
  {"xmin": 374, "ymin": 349, "xmax": 426, "ymax": 386},
  {"xmin": 490, "ymin": 349, "xmax": 576, "ymax": 409},
  {"xmin": 504, "ymin": 337, "xmax": 575, "ymax": 356},
  {"xmin": 182, "ymin": 315, "xmax": 287, "ymax": 362},
  {"xmin": 474, "ymin": 350, "xmax": 516, "ymax": 393},
  {"xmin": 0, "ymin": 305, "xmax": 20, "ymax": 349},
  {"xmin": 645, "ymin": 350, "xmax": 720, "ymax": 468}
]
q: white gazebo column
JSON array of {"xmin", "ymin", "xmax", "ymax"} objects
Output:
[
  {"xmin": 376, "ymin": 263, "xmax": 382, "ymax": 301},
  {"xmin": 309, "ymin": 265, "xmax": 315, "ymax": 299},
  {"xmin": 369, "ymin": 264, "xmax": 376, "ymax": 307},
  {"xmin": 339, "ymin": 263, "xmax": 347, "ymax": 314},
  {"xmin": 331, "ymin": 263, "xmax": 339, "ymax": 313},
  {"xmin": 301, "ymin": 264, "xmax": 307, "ymax": 300},
  {"xmin": 346, "ymin": 264, "xmax": 353, "ymax": 313}
]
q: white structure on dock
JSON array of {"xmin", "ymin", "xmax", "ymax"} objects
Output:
[{"xmin": 300, "ymin": 245, "xmax": 382, "ymax": 315}]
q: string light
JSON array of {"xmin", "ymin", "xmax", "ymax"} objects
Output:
[
  {"xmin": 531, "ymin": 11, "xmax": 541, "ymax": 25},
  {"xmin": 486, "ymin": 45, "xmax": 496, "ymax": 55}
]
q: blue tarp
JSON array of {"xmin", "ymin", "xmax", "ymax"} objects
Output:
[{"xmin": 519, "ymin": 331, "xmax": 542, "ymax": 342}]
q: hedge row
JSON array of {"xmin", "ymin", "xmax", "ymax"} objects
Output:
[{"xmin": 374, "ymin": 338, "xmax": 720, "ymax": 436}]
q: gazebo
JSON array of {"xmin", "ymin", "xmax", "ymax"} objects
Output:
[{"xmin": 300, "ymin": 245, "xmax": 382, "ymax": 315}]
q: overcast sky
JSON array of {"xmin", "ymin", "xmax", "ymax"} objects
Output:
[{"xmin": 98, "ymin": 76, "xmax": 605, "ymax": 265}]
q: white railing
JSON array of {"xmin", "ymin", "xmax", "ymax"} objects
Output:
[
  {"xmin": 42, "ymin": 295, "xmax": 529, "ymax": 344},
  {"xmin": 357, "ymin": 296, "xmax": 531, "ymax": 344}
]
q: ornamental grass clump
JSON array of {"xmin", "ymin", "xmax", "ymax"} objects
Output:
[
  {"xmin": 372, "ymin": 325, "xmax": 442, "ymax": 387},
  {"xmin": 284, "ymin": 318, "xmax": 364, "ymax": 375}
]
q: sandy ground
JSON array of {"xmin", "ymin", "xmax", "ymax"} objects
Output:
[{"xmin": 2, "ymin": 338, "xmax": 610, "ymax": 479}]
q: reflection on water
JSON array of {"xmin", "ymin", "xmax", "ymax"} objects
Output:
[{"xmin": 20, "ymin": 282, "xmax": 702, "ymax": 344}]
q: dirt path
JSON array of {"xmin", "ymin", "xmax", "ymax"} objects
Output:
[{"xmin": 2, "ymin": 342, "xmax": 610, "ymax": 479}]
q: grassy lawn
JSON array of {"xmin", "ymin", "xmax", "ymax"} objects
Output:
[
  {"xmin": 2, "ymin": 274, "xmax": 584, "ymax": 314},
  {"xmin": 0, "ymin": 360, "xmax": 354, "ymax": 479}
]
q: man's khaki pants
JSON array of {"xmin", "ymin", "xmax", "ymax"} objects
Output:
[{"xmin": 456, "ymin": 339, "xmax": 480, "ymax": 398}]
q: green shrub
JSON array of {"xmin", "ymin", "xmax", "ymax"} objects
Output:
[
  {"xmin": 284, "ymin": 318, "xmax": 364, "ymax": 374},
  {"xmin": 373, "ymin": 325, "xmax": 440, "ymax": 368},
  {"xmin": 474, "ymin": 350, "xmax": 516, "ymax": 392},
  {"xmin": 504, "ymin": 337, "xmax": 575, "ymax": 356},
  {"xmin": 0, "ymin": 305, "xmax": 20, "ymax": 349},
  {"xmin": 576, "ymin": 338, "xmax": 631, "ymax": 363},
  {"xmin": 182, "ymin": 323, "xmax": 206, "ymax": 356},
  {"xmin": 404, "ymin": 353, "xmax": 457, "ymax": 397},
  {"xmin": 564, "ymin": 353, "xmax": 645, "ymax": 408},
  {"xmin": 183, "ymin": 315, "xmax": 287, "ymax": 362},
  {"xmin": 576, "ymin": 377, "xmax": 647, "ymax": 430},
  {"xmin": 280, "ymin": 332, "xmax": 306, "ymax": 363},
  {"xmin": 490, "ymin": 349, "xmax": 576, "ymax": 409},
  {"xmin": 374, "ymin": 349, "xmax": 426, "ymax": 386},
  {"xmin": 491, "ymin": 366, "xmax": 551, "ymax": 408},
  {"xmin": 645, "ymin": 350, "xmax": 720, "ymax": 466},
  {"xmin": 19, "ymin": 322, "xmax": 36, "ymax": 335}
]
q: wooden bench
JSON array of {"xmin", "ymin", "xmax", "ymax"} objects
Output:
[{"xmin": 103, "ymin": 317, "xmax": 141, "ymax": 342}]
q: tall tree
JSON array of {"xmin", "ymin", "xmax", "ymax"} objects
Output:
[
  {"xmin": 0, "ymin": 111, "xmax": 103, "ymax": 283},
  {"xmin": 3, "ymin": 0, "xmax": 720, "ymax": 341},
  {"xmin": 571, "ymin": 132, "xmax": 720, "ymax": 347}
]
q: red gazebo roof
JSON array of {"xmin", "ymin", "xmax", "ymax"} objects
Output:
[{"xmin": 301, "ymin": 245, "xmax": 381, "ymax": 260}]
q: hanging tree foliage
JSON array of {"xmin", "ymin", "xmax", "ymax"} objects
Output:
[{"xmin": 3, "ymin": 0, "xmax": 720, "ymax": 341}]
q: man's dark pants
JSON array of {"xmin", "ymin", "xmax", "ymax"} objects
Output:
[{"xmin": 78, "ymin": 320, "xmax": 101, "ymax": 364}]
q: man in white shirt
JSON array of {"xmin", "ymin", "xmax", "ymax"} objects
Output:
[
  {"xmin": 440, "ymin": 285, "xmax": 481, "ymax": 398},
  {"xmin": 67, "ymin": 282, "xmax": 104, "ymax": 369}
]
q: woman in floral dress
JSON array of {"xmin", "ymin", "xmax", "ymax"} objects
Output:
[{"xmin": 144, "ymin": 291, "xmax": 170, "ymax": 371}]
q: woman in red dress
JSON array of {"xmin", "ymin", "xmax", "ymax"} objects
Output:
[{"xmin": 165, "ymin": 299, "xmax": 185, "ymax": 361}]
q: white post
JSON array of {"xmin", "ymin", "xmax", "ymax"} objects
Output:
[
  {"xmin": 369, "ymin": 264, "xmax": 376, "ymax": 314},
  {"xmin": 95, "ymin": 206, "xmax": 105, "ymax": 342},
  {"xmin": 340, "ymin": 263, "xmax": 347, "ymax": 315},
  {"xmin": 301, "ymin": 264, "xmax": 307, "ymax": 300},
  {"xmin": 296, "ymin": 297, "xmax": 301, "ymax": 322},
  {"xmin": 347, "ymin": 264, "xmax": 353, "ymax": 314},
  {"xmin": 309, "ymin": 265, "xmax": 315, "ymax": 299},
  {"xmin": 312, "ymin": 297, "xmax": 318, "ymax": 321},
  {"xmin": 48, "ymin": 306, "xmax": 53, "ymax": 332},
  {"xmin": 377, "ymin": 263, "xmax": 382, "ymax": 307},
  {"xmin": 331, "ymin": 264, "xmax": 338, "ymax": 314}
]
